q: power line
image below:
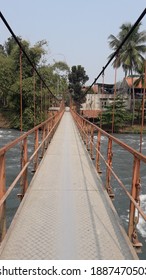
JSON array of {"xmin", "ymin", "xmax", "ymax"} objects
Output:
[{"xmin": 0, "ymin": 11, "xmax": 58, "ymax": 100}]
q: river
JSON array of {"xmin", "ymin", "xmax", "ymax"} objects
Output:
[{"xmin": 0, "ymin": 128, "xmax": 146, "ymax": 259}]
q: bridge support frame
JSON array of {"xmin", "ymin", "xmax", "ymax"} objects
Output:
[
  {"xmin": 128, "ymin": 157, "xmax": 142, "ymax": 248},
  {"xmin": 96, "ymin": 131, "xmax": 102, "ymax": 174},
  {"xmin": 21, "ymin": 138, "xmax": 28, "ymax": 196},
  {"xmin": 71, "ymin": 109, "xmax": 146, "ymax": 248},
  {"xmin": 34, "ymin": 130, "xmax": 39, "ymax": 172},
  {"xmin": 0, "ymin": 154, "xmax": 6, "ymax": 241},
  {"xmin": 105, "ymin": 138, "xmax": 114, "ymax": 198},
  {"xmin": 41, "ymin": 125, "xmax": 46, "ymax": 158},
  {"xmin": 90, "ymin": 126, "xmax": 94, "ymax": 160}
]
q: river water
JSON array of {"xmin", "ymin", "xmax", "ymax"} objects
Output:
[{"xmin": 0, "ymin": 128, "xmax": 146, "ymax": 259}]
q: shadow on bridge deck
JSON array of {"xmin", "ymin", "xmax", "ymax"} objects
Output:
[{"xmin": 0, "ymin": 111, "xmax": 138, "ymax": 259}]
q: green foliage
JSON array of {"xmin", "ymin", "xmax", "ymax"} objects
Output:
[
  {"xmin": 100, "ymin": 95, "xmax": 132, "ymax": 132},
  {"xmin": 51, "ymin": 61, "xmax": 70, "ymax": 98},
  {"xmin": 108, "ymin": 22, "xmax": 146, "ymax": 125},
  {"xmin": 0, "ymin": 36, "xmax": 69, "ymax": 130},
  {"xmin": 0, "ymin": 44, "xmax": 6, "ymax": 56},
  {"xmin": 0, "ymin": 55, "xmax": 13, "ymax": 106},
  {"xmin": 68, "ymin": 65, "xmax": 89, "ymax": 111},
  {"xmin": 134, "ymin": 61, "xmax": 145, "ymax": 88},
  {"xmin": 4, "ymin": 36, "xmax": 22, "ymax": 55},
  {"xmin": 108, "ymin": 22, "xmax": 146, "ymax": 74},
  {"xmin": 52, "ymin": 61, "xmax": 70, "ymax": 73},
  {"xmin": 6, "ymin": 77, "xmax": 40, "ymax": 129}
]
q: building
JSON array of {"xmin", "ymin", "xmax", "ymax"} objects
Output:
[
  {"xmin": 81, "ymin": 83, "xmax": 115, "ymax": 118},
  {"xmin": 120, "ymin": 76, "xmax": 144, "ymax": 96},
  {"xmin": 81, "ymin": 76, "xmax": 145, "ymax": 118},
  {"xmin": 119, "ymin": 76, "xmax": 145, "ymax": 109}
]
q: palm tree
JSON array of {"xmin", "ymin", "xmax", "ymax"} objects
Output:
[
  {"xmin": 108, "ymin": 22, "xmax": 146, "ymax": 124},
  {"xmin": 134, "ymin": 60, "xmax": 145, "ymax": 88}
]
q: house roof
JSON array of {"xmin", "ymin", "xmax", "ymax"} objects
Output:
[{"xmin": 125, "ymin": 77, "xmax": 143, "ymax": 89}]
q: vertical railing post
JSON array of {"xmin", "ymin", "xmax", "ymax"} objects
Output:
[
  {"xmin": 90, "ymin": 125, "xmax": 94, "ymax": 160},
  {"xmin": 51, "ymin": 116, "xmax": 54, "ymax": 133},
  {"xmin": 51, "ymin": 116, "xmax": 55, "ymax": 141},
  {"xmin": 45, "ymin": 120, "xmax": 50, "ymax": 148},
  {"xmin": 33, "ymin": 129, "xmax": 39, "ymax": 172},
  {"xmin": 128, "ymin": 156, "xmax": 142, "ymax": 247},
  {"xmin": 41, "ymin": 125, "xmax": 46, "ymax": 158},
  {"xmin": 83, "ymin": 120, "xmax": 86, "ymax": 143},
  {"xmin": 86, "ymin": 123, "xmax": 89, "ymax": 150},
  {"xmin": 81, "ymin": 119, "xmax": 84, "ymax": 140},
  {"xmin": 105, "ymin": 138, "xmax": 114, "ymax": 198},
  {"xmin": 0, "ymin": 153, "xmax": 6, "ymax": 241},
  {"xmin": 21, "ymin": 138, "xmax": 28, "ymax": 196},
  {"xmin": 78, "ymin": 116, "xmax": 81, "ymax": 136},
  {"xmin": 96, "ymin": 130, "xmax": 102, "ymax": 173}
]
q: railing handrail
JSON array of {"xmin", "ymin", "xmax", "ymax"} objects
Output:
[
  {"xmin": 71, "ymin": 108, "xmax": 146, "ymax": 247},
  {"xmin": 0, "ymin": 113, "xmax": 60, "ymax": 156},
  {"xmin": 0, "ymin": 112, "xmax": 63, "ymax": 208},
  {"xmin": 73, "ymin": 110, "xmax": 146, "ymax": 163},
  {"xmin": 0, "ymin": 107, "xmax": 64, "ymax": 241}
]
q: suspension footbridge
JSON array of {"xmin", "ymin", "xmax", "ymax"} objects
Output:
[
  {"xmin": 0, "ymin": 9, "xmax": 146, "ymax": 260},
  {"xmin": 0, "ymin": 110, "xmax": 139, "ymax": 259}
]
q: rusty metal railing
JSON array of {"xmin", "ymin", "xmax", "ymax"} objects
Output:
[
  {"xmin": 0, "ymin": 106, "xmax": 64, "ymax": 241},
  {"xmin": 71, "ymin": 109, "xmax": 146, "ymax": 248}
]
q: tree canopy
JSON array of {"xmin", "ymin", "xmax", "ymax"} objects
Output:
[
  {"xmin": 100, "ymin": 95, "xmax": 132, "ymax": 132},
  {"xmin": 0, "ymin": 36, "xmax": 70, "ymax": 130},
  {"xmin": 108, "ymin": 22, "xmax": 146, "ymax": 75},
  {"xmin": 68, "ymin": 65, "xmax": 89, "ymax": 111},
  {"xmin": 108, "ymin": 22, "xmax": 146, "ymax": 125}
]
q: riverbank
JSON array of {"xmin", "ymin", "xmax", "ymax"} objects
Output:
[
  {"xmin": 1, "ymin": 111, "xmax": 146, "ymax": 134},
  {"xmin": 119, "ymin": 125, "xmax": 146, "ymax": 134},
  {"xmin": 0, "ymin": 112, "xmax": 11, "ymax": 128}
]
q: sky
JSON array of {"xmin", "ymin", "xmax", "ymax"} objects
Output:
[{"xmin": 0, "ymin": 0, "xmax": 146, "ymax": 85}]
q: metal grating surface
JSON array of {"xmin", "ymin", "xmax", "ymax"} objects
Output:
[{"xmin": 0, "ymin": 111, "xmax": 138, "ymax": 259}]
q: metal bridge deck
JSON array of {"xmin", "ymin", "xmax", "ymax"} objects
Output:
[{"xmin": 0, "ymin": 111, "xmax": 138, "ymax": 259}]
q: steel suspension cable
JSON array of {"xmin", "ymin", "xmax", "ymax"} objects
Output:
[
  {"xmin": 84, "ymin": 8, "xmax": 146, "ymax": 97},
  {"xmin": 0, "ymin": 11, "xmax": 58, "ymax": 101}
]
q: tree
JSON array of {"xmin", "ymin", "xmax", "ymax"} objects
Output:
[
  {"xmin": 51, "ymin": 61, "xmax": 70, "ymax": 98},
  {"xmin": 4, "ymin": 36, "xmax": 22, "ymax": 56},
  {"xmin": 68, "ymin": 65, "xmax": 89, "ymax": 111},
  {"xmin": 0, "ymin": 44, "xmax": 6, "ymax": 56},
  {"xmin": 8, "ymin": 76, "xmax": 44, "ymax": 129},
  {"xmin": 0, "ymin": 36, "xmax": 71, "ymax": 129},
  {"xmin": 134, "ymin": 60, "xmax": 146, "ymax": 88},
  {"xmin": 100, "ymin": 95, "xmax": 132, "ymax": 132},
  {"xmin": 5, "ymin": 38, "xmax": 50, "ymax": 129},
  {"xmin": 108, "ymin": 22, "xmax": 146, "ymax": 124},
  {"xmin": 0, "ymin": 37, "xmax": 48, "ymax": 128},
  {"xmin": 0, "ymin": 54, "xmax": 13, "ymax": 106}
]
